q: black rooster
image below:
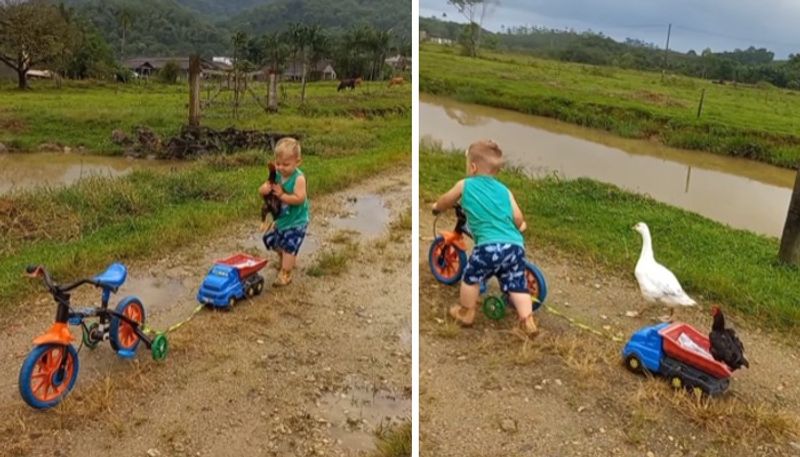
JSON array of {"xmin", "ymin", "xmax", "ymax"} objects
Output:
[
  {"xmin": 261, "ymin": 162, "xmax": 282, "ymax": 229},
  {"xmin": 709, "ymin": 305, "xmax": 749, "ymax": 371}
]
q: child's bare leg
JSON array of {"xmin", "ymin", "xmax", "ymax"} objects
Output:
[
  {"xmin": 281, "ymin": 252, "xmax": 296, "ymax": 272},
  {"xmin": 508, "ymin": 291, "xmax": 538, "ymax": 336},
  {"xmin": 449, "ymin": 281, "xmax": 480, "ymax": 325},
  {"xmin": 274, "ymin": 251, "xmax": 296, "ymax": 286}
]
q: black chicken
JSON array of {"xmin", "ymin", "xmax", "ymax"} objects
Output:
[
  {"xmin": 261, "ymin": 162, "xmax": 282, "ymax": 227},
  {"xmin": 709, "ymin": 305, "xmax": 749, "ymax": 371}
]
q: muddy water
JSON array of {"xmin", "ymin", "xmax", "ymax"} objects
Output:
[
  {"xmin": 0, "ymin": 153, "xmax": 183, "ymax": 194},
  {"xmin": 421, "ymin": 94, "xmax": 795, "ymax": 237},
  {"xmin": 331, "ymin": 194, "xmax": 391, "ymax": 238},
  {"xmin": 316, "ymin": 376, "xmax": 410, "ymax": 453}
]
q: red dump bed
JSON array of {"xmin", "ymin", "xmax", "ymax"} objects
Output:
[
  {"xmin": 216, "ymin": 253, "xmax": 268, "ymax": 279},
  {"xmin": 659, "ymin": 323, "xmax": 731, "ymax": 380}
]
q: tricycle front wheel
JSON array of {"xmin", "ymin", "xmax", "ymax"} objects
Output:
[
  {"xmin": 19, "ymin": 343, "xmax": 79, "ymax": 410},
  {"xmin": 428, "ymin": 237, "xmax": 467, "ymax": 285}
]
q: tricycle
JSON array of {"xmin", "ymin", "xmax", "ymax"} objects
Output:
[
  {"xmin": 428, "ymin": 204, "xmax": 548, "ymax": 320},
  {"xmin": 19, "ymin": 264, "xmax": 167, "ymax": 410}
]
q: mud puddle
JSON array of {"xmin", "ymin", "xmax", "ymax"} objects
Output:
[
  {"xmin": 316, "ymin": 376, "xmax": 410, "ymax": 453},
  {"xmin": 331, "ymin": 194, "xmax": 391, "ymax": 238}
]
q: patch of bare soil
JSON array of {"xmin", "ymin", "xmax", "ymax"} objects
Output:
[
  {"xmin": 420, "ymin": 206, "xmax": 800, "ymax": 457},
  {"xmin": 0, "ymin": 171, "xmax": 411, "ymax": 457}
]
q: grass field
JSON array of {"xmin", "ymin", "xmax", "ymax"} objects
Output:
[
  {"xmin": 422, "ymin": 147, "xmax": 800, "ymax": 332},
  {"xmin": 0, "ymin": 78, "xmax": 410, "ymax": 154},
  {"xmin": 0, "ymin": 80, "xmax": 410, "ymax": 308},
  {"xmin": 421, "ymin": 44, "xmax": 800, "ymax": 168}
]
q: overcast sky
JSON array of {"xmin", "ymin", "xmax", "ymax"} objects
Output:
[{"xmin": 420, "ymin": 0, "xmax": 800, "ymax": 59}]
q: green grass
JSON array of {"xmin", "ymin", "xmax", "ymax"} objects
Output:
[
  {"xmin": 0, "ymin": 78, "xmax": 410, "ymax": 154},
  {"xmin": 0, "ymin": 80, "xmax": 409, "ymax": 309},
  {"xmin": 372, "ymin": 421, "xmax": 411, "ymax": 457},
  {"xmin": 421, "ymin": 44, "xmax": 800, "ymax": 168},
  {"xmin": 422, "ymin": 146, "xmax": 800, "ymax": 332},
  {"xmin": 306, "ymin": 245, "xmax": 357, "ymax": 277}
]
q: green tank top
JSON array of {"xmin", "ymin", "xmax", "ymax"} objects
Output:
[
  {"xmin": 276, "ymin": 169, "xmax": 310, "ymax": 230},
  {"xmin": 462, "ymin": 175, "xmax": 523, "ymax": 247}
]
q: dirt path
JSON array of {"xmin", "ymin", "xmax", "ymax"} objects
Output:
[
  {"xmin": 419, "ymin": 206, "xmax": 800, "ymax": 457},
  {"xmin": 0, "ymin": 171, "xmax": 411, "ymax": 457}
]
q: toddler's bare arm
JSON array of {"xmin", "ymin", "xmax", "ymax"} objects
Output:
[
  {"xmin": 432, "ymin": 180, "xmax": 464, "ymax": 214},
  {"xmin": 509, "ymin": 190, "xmax": 526, "ymax": 232}
]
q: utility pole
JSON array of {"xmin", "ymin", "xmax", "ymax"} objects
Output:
[{"xmin": 661, "ymin": 23, "xmax": 672, "ymax": 81}]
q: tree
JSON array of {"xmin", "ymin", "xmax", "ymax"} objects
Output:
[
  {"xmin": 288, "ymin": 23, "xmax": 325, "ymax": 104},
  {"xmin": 262, "ymin": 31, "xmax": 289, "ymax": 112},
  {"xmin": 114, "ymin": 6, "xmax": 135, "ymax": 61},
  {"xmin": 447, "ymin": 0, "xmax": 497, "ymax": 57},
  {"xmin": 0, "ymin": 0, "xmax": 77, "ymax": 89},
  {"xmin": 231, "ymin": 31, "xmax": 248, "ymax": 117},
  {"xmin": 158, "ymin": 60, "xmax": 180, "ymax": 84},
  {"xmin": 779, "ymin": 167, "xmax": 800, "ymax": 265}
]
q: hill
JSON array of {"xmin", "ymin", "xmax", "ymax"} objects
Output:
[{"xmin": 63, "ymin": 0, "xmax": 411, "ymax": 58}]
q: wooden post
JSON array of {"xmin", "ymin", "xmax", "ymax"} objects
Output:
[
  {"xmin": 267, "ymin": 71, "xmax": 278, "ymax": 112},
  {"xmin": 696, "ymin": 88, "xmax": 705, "ymax": 119},
  {"xmin": 188, "ymin": 55, "xmax": 201, "ymax": 127},
  {"xmin": 779, "ymin": 166, "xmax": 800, "ymax": 265}
]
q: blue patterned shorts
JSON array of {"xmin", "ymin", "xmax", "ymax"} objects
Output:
[
  {"xmin": 463, "ymin": 243, "xmax": 528, "ymax": 293},
  {"xmin": 263, "ymin": 224, "xmax": 308, "ymax": 256}
]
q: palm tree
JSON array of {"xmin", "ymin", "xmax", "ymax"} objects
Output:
[
  {"xmin": 288, "ymin": 23, "xmax": 325, "ymax": 104},
  {"xmin": 262, "ymin": 31, "xmax": 290, "ymax": 112},
  {"xmin": 115, "ymin": 6, "xmax": 134, "ymax": 61}
]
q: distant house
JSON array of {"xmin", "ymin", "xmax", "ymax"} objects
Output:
[
  {"xmin": 123, "ymin": 57, "xmax": 228, "ymax": 79},
  {"xmin": 280, "ymin": 59, "xmax": 337, "ymax": 81},
  {"xmin": 428, "ymin": 36, "xmax": 454, "ymax": 46},
  {"xmin": 385, "ymin": 54, "xmax": 410, "ymax": 72}
]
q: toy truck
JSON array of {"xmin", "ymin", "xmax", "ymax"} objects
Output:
[
  {"xmin": 197, "ymin": 253, "xmax": 267, "ymax": 308},
  {"xmin": 622, "ymin": 322, "xmax": 731, "ymax": 396}
]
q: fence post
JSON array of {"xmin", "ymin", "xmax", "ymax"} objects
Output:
[
  {"xmin": 188, "ymin": 55, "xmax": 201, "ymax": 127},
  {"xmin": 696, "ymin": 88, "xmax": 705, "ymax": 119}
]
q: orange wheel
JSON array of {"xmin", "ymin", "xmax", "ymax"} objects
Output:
[
  {"xmin": 19, "ymin": 344, "xmax": 79, "ymax": 409},
  {"xmin": 428, "ymin": 237, "xmax": 467, "ymax": 285},
  {"xmin": 110, "ymin": 297, "xmax": 145, "ymax": 353}
]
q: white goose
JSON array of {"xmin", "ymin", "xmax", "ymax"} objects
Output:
[{"xmin": 633, "ymin": 222, "xmax": 696, "ymax": 321}]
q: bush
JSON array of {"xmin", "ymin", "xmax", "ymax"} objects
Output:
[{"xmin": 158, "ymin": 60, "xmax": 181, "ymax": 84}]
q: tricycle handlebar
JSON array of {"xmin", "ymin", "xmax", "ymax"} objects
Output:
[{"xmin": 25, "ymin": 265, "xmax": 99, "ymax": 295}]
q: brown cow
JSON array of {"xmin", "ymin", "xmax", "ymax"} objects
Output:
[
  {"xmin": 337, "ymin": 77, "xmax": 363, "ymax": 91},
  {"xmin": 388, "ymin": 76, "xmax": 405, "ymax": 87}
]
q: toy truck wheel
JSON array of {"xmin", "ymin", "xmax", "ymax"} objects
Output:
[
  {"xmin": 246, "ymin": 286, "xmax": 255, "ymax": 297},
  {"xmin": 670, "ymin": 376, "xmax": 683, "ymax": 390},
  {"xmin": 228, "ymin": 297, "xmax": 236, "ymax": 308},
  {"xmin": 254, "ymin": 280, "xmax": 264, "ymax": 295},
  {"xmin": 624, "ymin": 354, "xmax": 643, "ymax": 374}
]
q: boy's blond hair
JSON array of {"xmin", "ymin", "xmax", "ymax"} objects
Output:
[
  {"xmin": 275, "ymin": 137, "xmax": 301, "ymax": 160},
  {"xmin": 467, "ymin": 139, "xmax": 503, "ymax": 174}
]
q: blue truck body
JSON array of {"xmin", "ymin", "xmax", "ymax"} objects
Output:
[
  {"xmin": 197, "ymin": 264, "xmax": 263, "ymax": 308},
  {"xmin": 622, "ymin": 323, "xmax": 731, "ymax": 396}
]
